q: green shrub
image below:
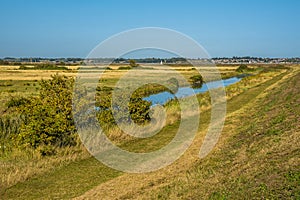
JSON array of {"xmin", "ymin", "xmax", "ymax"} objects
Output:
[
  {"xmin": 95, "ymin": 89, "xmax": 151, "ymax": 127},
  {"xmin": 19, "ymin": 65, "xmax": 28, "ymax": 70},
  {"xmin": 37, "ymin": 145, "xmax": 56, "ymax": 156},
  {"xmin": 236, "ymin": 64, "xmax": 251, "ymax": 72},
  {"xmin": 96, "ymin": 86, "xmax": 113, "ymax": 92},
  {"xmin": 0, "ymin": 115, "xmax": 21, "ymax": 155},
  {"xmin": 190, "ymin": 75, "xmax": 203, "ymax": 88},
  {"xmin": 17, "ymin": 75, "xmax": 76, "ymax": 149},
  {"xmin": 129, "ymin": 59, "xmax": 139, "ymax": 67},
  {"xmin": 6, "ymin": 96, "xmax": 30, "ymax": 108},
  {"xmin": 0, "ymin": 82, "xmax": 13, "ymax": 87},
  {"xmin": 118, "ymin": 66, "xmax": 132, "ymax": 70},
  {"xmin": 7, "ymin": 89, "xmax": 16, "ymax": 93},
  {"xmin": 128, "ymin": 97, "xmax": 151, "ymax": 124}
]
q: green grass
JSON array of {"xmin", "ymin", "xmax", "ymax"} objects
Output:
[
  {"xmin": 0, "ymin": 80, "xmax": 40, "ymax": 113},
  {"xmin": 2, "ymin": 158, "xmax": 121, "ymax": 199},
  {"xmin": 2, "ymin": 67, "xmax": 299, "ymax": 199},
  {"xmin": 0, "ymin": 80, "xmax": 39, "ymax": 94}
]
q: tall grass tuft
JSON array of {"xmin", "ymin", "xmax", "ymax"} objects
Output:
[{"xmin": 0, "ymin": 115, "xmax": 21, "ymax": 156}]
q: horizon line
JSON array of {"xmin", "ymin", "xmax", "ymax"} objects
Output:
[{"xmin": 1, "ymin": 56, "xmax": 300, "ymax": 59}]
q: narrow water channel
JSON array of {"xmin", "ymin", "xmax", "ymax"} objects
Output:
[{"xmin": 143, "ymin": 76, "xmax": 242, "ymax": 105}]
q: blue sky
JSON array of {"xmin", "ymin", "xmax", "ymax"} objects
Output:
[{"xmin": 0, "ymin": 0, "xmax": 299, "ymax": 58}]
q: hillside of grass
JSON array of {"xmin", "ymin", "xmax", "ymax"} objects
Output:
[{"xmin": 142, "ymin": 68, "xmax": 300, "ymax": 199}]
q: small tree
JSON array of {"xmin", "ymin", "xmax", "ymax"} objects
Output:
[
  {"xmin": 236, "ymin": 64, "xmax": 249, "ymax": 72},
  {"xmin": 190, "ymin": 75, "xmax": 203, "ymax": 88},
  {"xmin": 129, "ymin": 59, "xmax": 139, "ymax": 68}
]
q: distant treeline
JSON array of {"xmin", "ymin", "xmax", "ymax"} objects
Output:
[
  {"xmin": 1, "ymin": 56, "xmax": 300, "ymax": 65},
  {"xmin": 0, "ymin": 57, "xmax": 189, "ymax": 65},
  {"xmin": 0, "ymin": 60, "xmax": 80, "ymax": 66},
  {"xmin": 1, "ymin": 57, "xmax": 82, "ymax": 63}
]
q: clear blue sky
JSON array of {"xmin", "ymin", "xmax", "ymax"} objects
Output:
[{"xmin": 0, "ymin": 0, "xmax": 299, "ymax": 58}]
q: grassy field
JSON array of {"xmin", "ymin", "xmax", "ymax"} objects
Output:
[
  {"xmin": 0, "ymin": 65, "xmax": 235, "ymax": 112},
  {"xmin": 0, "ymin": 65, "xmax": 299, "ymax": 199}
]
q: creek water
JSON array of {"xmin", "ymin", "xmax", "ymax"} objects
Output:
[{"xmin": 143, "ymin": 76, "xmax": 243, "ymax": 105}]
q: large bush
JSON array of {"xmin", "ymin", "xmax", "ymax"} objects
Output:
[{"xmin": 17, "ymin": 75, "xmax": 76, "ymax": 148}]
